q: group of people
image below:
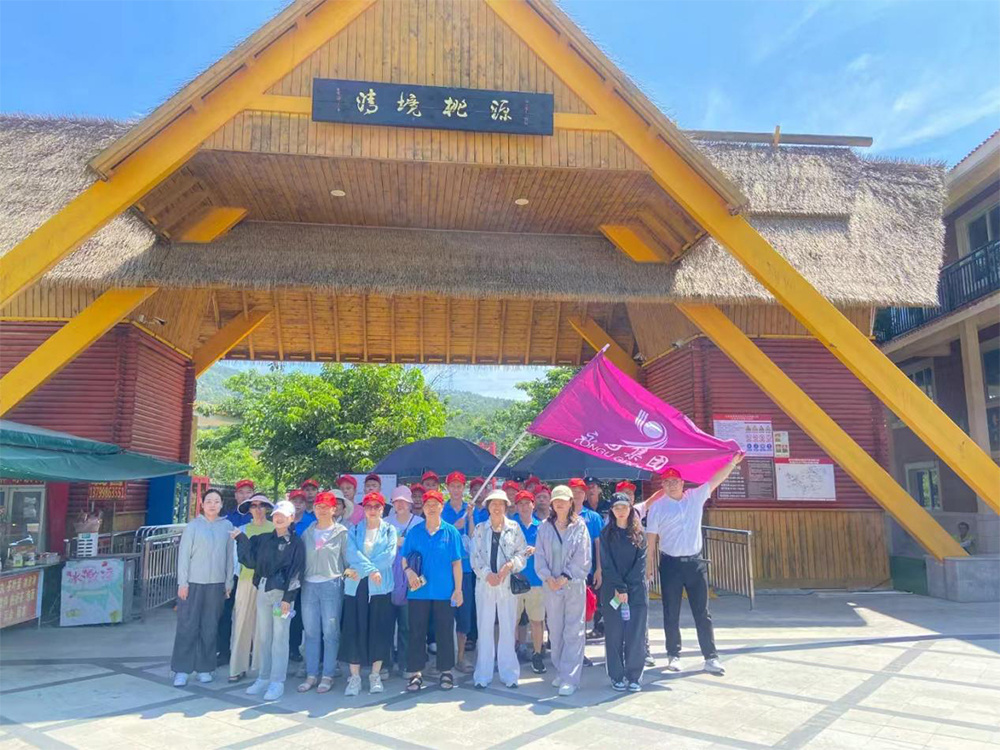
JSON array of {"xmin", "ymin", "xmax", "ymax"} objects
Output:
[{"xmin": 169, "ymin": 452, "xmax": 744, "ymax": 701}]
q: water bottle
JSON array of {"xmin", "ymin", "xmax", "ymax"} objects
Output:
[{"xmin": 621, "ymin": 602, "xmax": 631, "ymax": 622}]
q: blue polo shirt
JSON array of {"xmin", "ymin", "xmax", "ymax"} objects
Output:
[
  {"xmin": 473, "ymin": 505, "xmax": 490, "ymax": 525},
  {"xmin": 441, "ymin": 502, "xmax": 473, "ymax": 573},
  {"xmin": 401, "ymin": 521, "xmax": 463, "ymax": 601},
  {"xmin": 580, "ymin": 506, "xmax": 604, "ymax": 573},
  {"xmin": 294, "ymin": 511, "xmax": 316, "ymax": 537},
  {"xmin": 516, "ymin": 516, "xmax": 542, "ymax": 587}
]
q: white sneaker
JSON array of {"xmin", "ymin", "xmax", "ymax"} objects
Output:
[
  {"xmin": 196, "ymin": 672, "xmax": 214, "ymax": 683},
  {"xmin": 263, "ymin": 682, "xmax": 284, "ymax": 701},
  {"xmin": 627, "ymin": 681, "xmax": 642, "ymax": 692},
  {"xmin": 369, "ymin": 672, "xmax": 384, "ymax": 694},
  {"xmin": 245, "ymin": 678, "xmax": 268, "ymax": 696},
  {"xmin": 703, "ymin": 657, "xmax": 725, "ymax": 675},
  {"xmin": 557, "ymin": 683, "xmax": 577, "ymax": 696},
  {"xmin": 551, "ymin": 676, "xmax": 562, "ymax": 688},
  {"xmin": 172, "ymin": 672, "xmax": 188, "ymax": 687},
  {"xmin": 666, "ymin": 656, "xmax": 682, "ymax": 672},
  {"xmin": 344, "ymin": 674, "xmax": 362, "ymax": 696}
]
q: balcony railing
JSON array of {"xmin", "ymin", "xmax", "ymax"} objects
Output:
[{"xmin": 876, "ymin": 239, "xmax": 1000, "ymax": 342}]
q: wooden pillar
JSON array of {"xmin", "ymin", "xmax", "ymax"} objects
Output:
[{"xmin": 960, "ymin": 318, "xmax": 993, "ymax": 514}]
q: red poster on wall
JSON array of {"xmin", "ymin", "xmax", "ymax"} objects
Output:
[{"xmin": 0, "ymin": 570, "xmax": 42, "ymax": 628}]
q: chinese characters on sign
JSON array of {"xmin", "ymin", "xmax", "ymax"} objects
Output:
[
  {"xmin": 313, "ymin": 79, "xmax": 554, "ymax": 135},
  {"xmin": 712, "ymin": 414, "xmax": 777, "ymax": 501},
  {"xmin": 0, "ymin": 570, "xmax": 41, "ymax": 628}
]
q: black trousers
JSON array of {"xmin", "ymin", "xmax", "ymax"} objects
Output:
[
  {"xmin": 602, "ymin": 588, "xmax": 647, "ymax": 683},
  {"xmin": 288, "ymin": 588, "xmax": 304, "ymax": 659},
  {"xmin": 171, "ymin": 582, "xmax": 226, "ymax": 674},
  {"xmin": 407, "ymin": 599, "xmax": 455, "ymax": 673},
  {"xmin": 341, "ymin": 579, "xmax": 394, "ymax": 666},
  {"xmin": 216, "ymin": 575, "xmax": 237, "ymax": 661},
  {"xmin": 659, "ymin": 554, "xmax": 717, "ymax": 659}
]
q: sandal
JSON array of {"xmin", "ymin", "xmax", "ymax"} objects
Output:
[
  {"xmin": 228, "ymin": 672, "xmax": 245, "ymax": 683},
  {"xmin": 407, "ymin": 674, "xmax": 423, "ymax": 692},
  {"xmin": 316, "ymin": 677, "xmax": 334, "ymax": 694},
  {"xmin": 297, "ymin": 676, "xmax": 318, "ymax": 693},
  {"xmin": 439, "ymin": 672, "xmax": 454, "ymax": 690}
]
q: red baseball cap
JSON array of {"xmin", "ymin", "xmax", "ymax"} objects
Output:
[
  {"xmin": 469, "ymin": 476, "xmax": 485, "ymax": 488},
  {"xmin": 301, "ymin": 478, "xmax": 319, "ymax": 489},
  {"xmin": 422, "ymin": 470, "xmax": 440, "ymax": 483},
  {"xmin": 514, "ymin": 490, "xmax": 535, "ymax": 505},
  {"xmin": 567, "ymin": 478, "xmax": 587, "ymax": 490},
  {"xmin": 364, "ymin": 473, "xmax": 381, "ymax": 484},
  {"xmin": 615, "ymin": 480, "xmax": 637, "ymax": 492},
  {"xmin": 337, "ymin": 475, "xmax": 358, "ymax": 489},
  {"xmin": 235, "ymin": 479, "xmax": 255, "ymax": 491},
  {"xmin": 362, "ymin": 492, "xmax": 386, "ymax": 508},
  {"xmin": 314, "ymin": 491, "xmax": 339, "ymax": 508},
  {"xmin": 525, "ymin": 475, "xmax": 541, "ymax": 488},
  {"xmin": 656, "ymin": 468, "xmax": 683, "ymax": 480},
  {"xmin": 422, "ymin": 489, "xmax": 444, "ymax": 504},
  {"xmin": 502, "ymin": 480, "xmax": 521, "ymax": 492},
  {"xmin": 535, "ymin": 484, "xmax": 551, "ymax": 495},
  {"xmin": 288, "ymin": 489, "xmax": 307, "ymax": 500},
  {"xmin": 409, "ymin": 483, "xmax": 426, "ymax": 495},
  {"xmin": 446, "ymin": 471, "xmax": 466, "ymax": 485}
]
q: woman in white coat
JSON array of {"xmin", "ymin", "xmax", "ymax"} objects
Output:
[{"xmin": 470, "ymin": 489, "xmax": 528, "ymax": 689}]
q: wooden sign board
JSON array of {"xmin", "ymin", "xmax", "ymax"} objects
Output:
[{"xmin": 313, "ymin": 78, "xmax": 554, "ymax": 135}]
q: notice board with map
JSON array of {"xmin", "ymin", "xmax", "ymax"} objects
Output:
[{"xmin": 774, "ymin": 459, "xmax": 836, "ymax": 502}]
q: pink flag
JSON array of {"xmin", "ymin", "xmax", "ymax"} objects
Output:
[{"xmin": 528, "ymin": 351, "xmax": 740, "ymax": 483}]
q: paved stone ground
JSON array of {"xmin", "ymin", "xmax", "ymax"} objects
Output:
[{"xmin": 1, "ymin": 592, "xmax": 998, "ymax": 749}]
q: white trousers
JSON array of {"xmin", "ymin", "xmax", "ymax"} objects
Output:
[
  {"xmin": 473, "ymin": 578, "xmax": 520, "ymax": 686},
  {"xmin": 543, "ymin": 580, "xmax": 586, "ymax": 688}
]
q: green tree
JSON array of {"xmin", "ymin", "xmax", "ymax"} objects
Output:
[
  {"xmin": 196, "ymin": 365, "xmax": 447, "ymax": 495},
  {"xmin": 467, "ymin": 367, "xmax": 578, "ymax": 461},
  {"xmin": 192, "ymin": 431, "xmax": 270, "ymax": 489}
]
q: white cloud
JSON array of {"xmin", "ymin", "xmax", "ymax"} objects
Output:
[{"xmin": 846, "ymin": 53, "xmax": 874, "ymax": 74}]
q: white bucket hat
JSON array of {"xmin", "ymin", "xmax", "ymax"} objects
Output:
[{"xmin": 550, "ymin": 485, "xmax": 573, "ymax": 503}]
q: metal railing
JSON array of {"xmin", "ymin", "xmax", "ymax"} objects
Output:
[
  {"xmin": 646, "ymin": 525, "xmax": 755, "ymax": 609},
  {"xmin": 702, "ymin": 525, "xmax": 755, "ymax": 609},
  {"xmin": 877, "ymin": 239, "xmax": 1000, "ymax": 342},
  {"xmin": 138, "ymin": 528, "xmax": 185, "ymax": 616},
  {"xmin": 63, "ymin": 531, "xmax": 136, "ymax": 557}
]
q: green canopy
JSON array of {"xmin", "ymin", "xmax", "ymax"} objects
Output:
[{"xmin": 0, "ymin": 420, "xmax": 190, "ymax": 482}]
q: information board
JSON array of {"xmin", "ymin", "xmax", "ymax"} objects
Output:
[
  {"xmin": 775, "ymin": 459, "xmax": 836, "ymax": 502},
  {"xmin": 712, "ymin": 414, "xmax": 774, "ymax": 457}
]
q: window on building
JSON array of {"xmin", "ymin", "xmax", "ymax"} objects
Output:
[
  {"xmin": 905, "ymin": 462, "xmax": 941, "ymax": 510},
  {"xmin": 983, "ymin": 345, "xmax": 999, "ymax": 404},
  {"xmin": 966, "ymin": 203, "xmax": 1000, "ymax": 253},
  {"xmin": 906, "ymin": 363, "xmax": 935, "ymax": 401},
  {"xmin": 0, "ymin": 485, "xmax": 47, "ymax": 562}
]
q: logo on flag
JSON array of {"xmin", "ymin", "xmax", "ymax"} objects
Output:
[{"xmin": 527, "ymin": 351, "xmax": 739, "ymax": 483}]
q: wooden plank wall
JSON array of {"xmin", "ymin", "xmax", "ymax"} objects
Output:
[
  {"xmin": 706, "ymin": 509, "xmax": 890, "ymax": 589},
  {"xmin": 629, "ymin": 302, "xmax": 874, "ymax": 363},
  {"xmin": 201, "ymin": 0, "xmax": 644, "ymax": 171}
]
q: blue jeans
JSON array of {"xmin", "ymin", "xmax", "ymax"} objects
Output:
[{"xmin": 302, "ymin": 578, "xmax": 344, "ymax": 678}]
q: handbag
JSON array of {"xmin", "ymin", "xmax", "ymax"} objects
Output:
[{"xmin": 510, "ymin": 572, "xmax": 531, "ymax": 595}]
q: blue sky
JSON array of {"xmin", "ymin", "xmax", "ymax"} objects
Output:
[{"xmin": 2, "ymin": 0, "xmax": 998, "ymax": 397}]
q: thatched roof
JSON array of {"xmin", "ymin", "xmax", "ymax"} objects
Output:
[{"xmin": 0, "ymin": 114, "xmax": 945, "ymax": 306}]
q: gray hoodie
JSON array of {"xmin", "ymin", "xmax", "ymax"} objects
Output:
[{"xmin": 177, "ymin": 515, "xmax": 234, "ymax": 589}]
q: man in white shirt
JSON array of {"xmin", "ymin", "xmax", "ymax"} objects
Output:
[{"xmin": 645, "ymin": 454, "xmax": 743, "ymax": 676}]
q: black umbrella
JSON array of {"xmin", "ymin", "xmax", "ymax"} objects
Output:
[
  {"xmin": 373, "ymin": 437, "xmax": 511, "ymax": 479},
  {"xmin": 511, "ymin": 441, "xmax": 650, "ymax": 481}
]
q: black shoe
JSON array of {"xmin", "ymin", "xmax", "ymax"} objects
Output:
[
  {"xmin": 216, "ymin": 653, "xmax": 230, "ymax": 666},
  {"xmin": 531, "ymin": 653, "xmax": 546, "ymax": 674},
  {"xmin": 583, "ymin": 656, "xmax": 593, "ymax": 667}
]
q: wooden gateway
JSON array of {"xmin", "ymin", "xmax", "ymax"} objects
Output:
[{"xmin": 1, "ymin": 0, "xmax": 997, "ymax": 587}]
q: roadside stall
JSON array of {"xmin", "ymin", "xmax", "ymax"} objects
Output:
[{"xmin": 0, "ymin": 419, "xmax": 189, "ymax": 628}]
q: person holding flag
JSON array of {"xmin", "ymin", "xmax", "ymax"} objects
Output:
[{"xmin": 645, "ymin": 455, "xmax": 743, "ymax": 676}]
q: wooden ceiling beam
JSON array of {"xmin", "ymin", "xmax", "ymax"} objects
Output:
[
  {"xmin": 600, "ymin": 223, "xmax": 675, "ymax": 264},
  {"xmin": 193, "ymin": 307, "xmax": 272, "ymax": 377},
  {"xmin": 567, "ymin": 314, "xmax": 639, "ymax": 379},
  {"xmin": 178, "ymin": 207, "xmax": 248, "ymax": 243},
  {"xmin": 241, "ymin": 291, "xmax": 255, "ymax": 359}
]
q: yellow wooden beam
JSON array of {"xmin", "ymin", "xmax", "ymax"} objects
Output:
[
  {"xmin": 178, "ymin": 207, "xmax": 247, "ymax": 243},
  {"xmin": 0, "ymin": 0, "xmax": 375, "ymax": 307},
  {"xmin": 245, "ymin": 94, "xmax": 610, "ymax": 131},
  {"xmin": 600, "ymin": 224, "xmax": 671, "ymax": 263},
  {"xmin": 678, "ymin": 303, "xmax": 965, "ymax": 561},
  {"xmin": 193, "ymin": 309, "xmax": 272, "ymax": 377},
  {"xmin": 567, "ymin": 315, "xmax": 639, "ymax": 380},
  {"xmin": 490, "ymin": 0, "xmax": 999, "ymax": 511},
  {"xmin": 0, "ymin": 288, "xmax": 158, "ymax": 415}
]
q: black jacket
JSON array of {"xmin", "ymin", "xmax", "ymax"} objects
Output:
[
  {"xmin": 235, "ymin": 529, "xmax": 305, "ymax": 604},
  {"xmin": 599, "ymin": 523, "xmax": 647, "ymax": 603}
]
